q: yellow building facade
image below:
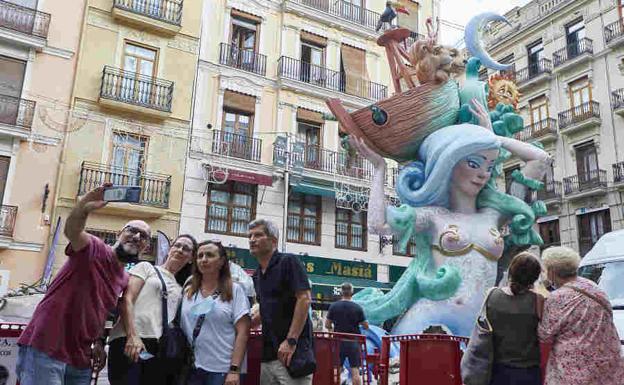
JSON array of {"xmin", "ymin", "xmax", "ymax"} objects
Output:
[
  {"xmin": 48, "ymin": 0, "xmax": 202, "ymax": 273},
  {"xmin": 0, "ymin": 0, "xmax": 87, "ymax": 290}
]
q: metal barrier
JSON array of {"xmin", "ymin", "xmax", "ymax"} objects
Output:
[{"xmin": 379, "ymin": 334, "xmax": 469, "ymax": 385}]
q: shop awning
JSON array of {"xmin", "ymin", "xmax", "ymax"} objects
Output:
[
  {"xmin": 227, "ymin": 169, "xmax": 273, "ymax": 186},
  {"xmin": 291, "ymin": 182, "xmax": 335, "ymax": 197}
]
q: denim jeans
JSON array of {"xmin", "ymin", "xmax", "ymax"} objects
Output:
[
  {"xmin": 187, "ymin": 368, "xmax": 246, "ymax": 385},
  {"xmin": 16, "ymin": 345, "xmax": 92, "ymax": 385}
]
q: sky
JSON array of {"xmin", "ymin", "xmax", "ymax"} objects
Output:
[{"xmin": 438, "ymin": 0, "xmax": 532, "ymax": 47}]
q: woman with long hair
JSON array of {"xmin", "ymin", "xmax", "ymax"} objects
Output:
[
  {"xmin": 350, "ymin": 100, "xmax": 551, "ymax": 336},
  {"xmin": 180, "ymin": 240, "xmax": 251, "ymax": 385},
  {"xmin": 486, "ymin": 252, "xmax": 544, "ymax": 385},
  {"xmin": 108, "ymin": 234, "xmax": 198, "ymax": 385}
]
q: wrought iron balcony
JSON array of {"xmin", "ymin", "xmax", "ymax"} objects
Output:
[
  {"xmin": 605, "ymin": 20, "xmax": 624, "ymax": 46},
  {"xmin": 404, "ymin": 31, "xmax": 425, "ymax": 48},
  {"xmin": 292, "ymin": 144, "xmax": 336, "ymax": 173},
  {"xmin": 612, "ymin": 89, "xmax": 624, "ymax": 111},
  {"xmin": 0, "ymin": 0, "xmax": 50, "ymax": 39},
  {"xmin": 0, "ymin": 94, "xmax": 35, "ymax": 130},
  {"xmin": 515, "ymin": 118, "xmax": 557, "ymax": 142},
  {"xmin": 553, "ymin": 38, "xmax": 593, "ymax": 67},
  {"xmin": 210, "ymin": 130, "xmax": 262, "ymax": 162},
  {"xmin": 515, "ymin": 58, "xmax": 552, "ymax": 84},
  {"xmin": 113, "ymin": 0, "xmax": 183, "ymax": 26},
  {"xmin": 558, "ymin": 101, "xmax": 600, "ymax": 131},
  {"xmin": 337, "ymin": 152, "xmax": 373, "ymax": 180},
  {"xmin": 612, "ymin": 162, "xmax": 624, "ymax": 184},
  {"xmin": 563, "ymin": 169, "xmax": 607, "ymax": 195},
  {"xmin": 292, "ymin": 0, "xmax": 381, "ymax": 30},
  {"xmin": 0, "ymin": 205, "xmax": 17, "ymax": 237},
  {"xmin": 100, "ymin": 66, "xmax": 173, "ymax": 112},
  {"xmin": 78, "ymin": 161, "xmax": 171, "ymax": 208},
  {"xmin": 219, "ymin": 43, "xmax": 267, "ymax": 76},
  {"xmin": 278, "ymin": 56, "xmax": 387, "ymax": 100},
  {"xmin": 534, "ymin": 181, "xmax": 562, "ymax": 201}
]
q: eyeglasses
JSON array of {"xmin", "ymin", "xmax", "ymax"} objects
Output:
[{"xmin": 122, "ymin": 226, "xmax": 150, "ymax": 241}]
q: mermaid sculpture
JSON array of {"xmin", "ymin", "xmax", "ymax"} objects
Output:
[{"xmin": 350, "ymin": 101, "xmax": 550, "ymax": 337}]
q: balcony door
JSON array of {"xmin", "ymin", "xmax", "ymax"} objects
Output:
[
  {"xmin": 122, "ymin": 42, "xmax": 158, "ymax": 105},
  {"xmin": 569, "ymin": 78, "xmax": 592, "ymax": 121},
  {"xmin": 231, "ymin": 16, "xmax": 258, "ymax": 71},
  {"xmin": 575, "ymin": 142, "xmax": 599, "ymax": 188},
  {"xmin": 111, "ymin": 132, "xmax": 148, "ymax": 187},
  {"xmin": 538, "ymin": 219, "xmax": 560, "ymax": 249},
  {"xmin": 578, "ymin": 209, "xmax": 611, "ymax": 256},
  {"xmin": 222, "ymin": 110, "xmax": 253, "ymax": 159},
  {"xmin": 0, "ymin": 156, "xmax": 9, "ymax": 204},
  {"xmin": 527, "ymin": 40, "xmax": 544, "ymax": 77},
  {"xmin": 300, "ymin": 41, "xmax": 325, "ymax": 86},
  {"xmin": 297, "ymin": 121, "xmax": 322, "ymax": 169},
  {"xmin": 566, "ymin": 19, "xmax": 585, "ymax": 58},
  {"xmin": 339, "ymin": 0, "xmax": 364, "ymax": 23},
  {"xmin": 0, "ymin": 56, "xmax": 26, "ymax": 127},
  {"xmin": 529, "ymin": 96, "xmax": 548, "ymax": 127}
]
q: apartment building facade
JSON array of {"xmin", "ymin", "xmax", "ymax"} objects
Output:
[
  {"xmin": 484, "ymin": 0, "xmax": 624, "ymax": 256},
  {"xmin": 181, "ymin": 0, "xmax": 437, "ymax": 306},
  {"xmin": 48, "ymin": 0, "xmax": 202, "ymax": 273},
  {"xmin": 0, "ymin": 0, "xmax": 87, "ymax": 289}
]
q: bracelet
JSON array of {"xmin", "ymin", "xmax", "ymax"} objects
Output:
[
  {"xmin": 510, "ymin": 170, "xmax": 544, "ymax": 191},
  {"xmin": 229, "ymin": 365, "xmax": 240, "ymax": 374}
]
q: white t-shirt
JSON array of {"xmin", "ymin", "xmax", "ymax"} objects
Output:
[
  {"xmin": 110, "ymin": 262, "xmax": 182, "ymax": 341},
  {"xmin": 180, "ymin": 283, "xmax": 250, "ymax": 373}
]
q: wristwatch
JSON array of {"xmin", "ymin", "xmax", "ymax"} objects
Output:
[
  {"xmin": 287, "ymin": 337, "xmax": 298, "ymax": 347},
  {"xmin": 229, "ymin": 365, "xmax": 240, "ymax": 374}
]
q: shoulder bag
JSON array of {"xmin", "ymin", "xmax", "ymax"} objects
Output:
[
  {"xmin": 152, "ymin": 265, "xmax": 188, "ymax": 361},
  {"xmin": 461, "ymin": 287, "xmax": 498, "ymax": 385},
  {"xmin": 286, "ymin": 319, "xmax": 317, "ymax": 378}
]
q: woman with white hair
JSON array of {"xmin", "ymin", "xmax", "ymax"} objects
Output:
[{"xmin": 538, "ymin": 246, "xmax": 623, "ymax": 385}]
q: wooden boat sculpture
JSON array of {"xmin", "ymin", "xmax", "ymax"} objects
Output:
[{"xmin": 326, "ymin": 28, "xmax": 460, "ymax": 162}]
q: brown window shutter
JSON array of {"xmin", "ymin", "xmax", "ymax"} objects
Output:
[
  {"xmin": 341, "ymin": 44, "xmax": 369, "ymax": 97},
  {"xmin": 300, "ymin": 31, "xmax": 327, "ymax": 47},
  {"xmin": 223, "ymin": 90, "xmax": 256, "ymax": 114},
  {"xmin": 0, "ymin": 56, "xmax": 26, "ymax": 98},
  {"xmin": 297, "ymin": 108, "xmax": 324, "ymax": 125},
  {"xmin": 231, "ymin": 8, "xmax": 262, "ymax": 24}
]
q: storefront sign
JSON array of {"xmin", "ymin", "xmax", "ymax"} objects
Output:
[{"xmin": 225, "ymin": 247, "xmax": 377, "ymax": 280}]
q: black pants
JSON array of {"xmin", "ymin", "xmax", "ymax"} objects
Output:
[{"xmin": 108, "ymin": 337, "xmax": 171, "ymax": 385}]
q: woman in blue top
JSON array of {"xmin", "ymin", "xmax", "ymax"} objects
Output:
[{"xmin": 180, "ymin": 240, "xmax": 251, "ymax": 385}]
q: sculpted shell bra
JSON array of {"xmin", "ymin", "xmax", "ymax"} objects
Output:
[{"xmin": 432, "ymin": 223, "xmax": 505, "ymax": 262}]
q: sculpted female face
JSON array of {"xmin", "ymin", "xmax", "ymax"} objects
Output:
[{"xmin": 451, "ymin": 149, "xmax": 499, "ymax": 198}]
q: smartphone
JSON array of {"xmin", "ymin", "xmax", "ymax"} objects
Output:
[{"xmin": 103, "ymin": 186, "xmax": 141, "ymax": 203}]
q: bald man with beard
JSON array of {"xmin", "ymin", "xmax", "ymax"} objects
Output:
[{"xmin": 16, "ymin": 185, "xmax": 152, "ymax": 385}]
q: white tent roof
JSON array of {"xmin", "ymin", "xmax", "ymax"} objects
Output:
[{"xmin": 580, "ymin": 229, "xmax": 624, "ymax": 267}]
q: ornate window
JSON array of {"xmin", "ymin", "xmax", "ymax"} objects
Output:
[
  {"xmin": 335, "ymin": 208, "xmax": 367, "ymax": 250},
  {"xmin": 205, "ymin": 181, "xmax": 257, "ymax": 236},
  {"xmin": 287, "ymin": 192, "xmax": 322, "ymax": 245}
]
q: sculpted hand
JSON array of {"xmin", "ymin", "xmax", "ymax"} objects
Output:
[
  {"xmin": 349, "ymin": 136, "xmax": 385, "ymax": 168},
  {"xmin": 468, "ymin": 99, "xmax": 493, "ymax": 131},
  {"xmin": 92, "ymin": 340, "xmax": 107, "ymax": 372},
  {"xmin": 124, "ymin": 334, "xmax": 145, "ymax": 363},
  {"xmin": 78, "ymin": 183, "xmax": 111, "ymax": 213},
  {"xmin": 278, "ymin": 340, "xmax": 296, "ymax": 368}
]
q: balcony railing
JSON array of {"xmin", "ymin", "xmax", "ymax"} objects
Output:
[
  {"xmin": 534, "ymin": 181, "xmax": 562, "ymax": 201},
  {"xmin": 605, "ymin": 20, "xmax": 624, "ymax": 45},
  {"xmin": 278, "ymin": 56, "xmax": 387, "ymax": 100},
  {"xmin": 563, "ymin": 169, "xmax": 607, "ymax": 195},
  {"xmin": 0, "ymin": 94, "xmax": 35, "ymax": 129},
  {"xmin": 553, "ymin": 38, "xmax": 593, "ymax": 67},
  {"xmin": 515, "ymin": 58, "xmax": 552, "ymax": 83},
  {"xmin": 0, "ymin": 205, "xmax": 17, "ymax": 237},
  {"xmin": 100, "ymin": 66, "xmax": 173, "ymax": 112},
  {"xmin": 293, "ymin": 144, "xmax": 336, "ymax": 173},
  {"xmin": 78, "ymin": 161, "xmax": 171, "ymax": 208},
  {"xmin": 219, "ymin": 43, "xmax": 267, "ymax": 76},
  {"xmin": 515, "ymin": 118, "xmax": 557, "ymax": 141},
  {"xmin": 113, "ymin": 0, "xmax": 183, "ymax": 26},
  {"xmin": 612, "ymin": 89, "xmax": 624, "ymax": 110},
  {"xmin": 558, "ymin": 101, "xmax": 600, "ymax": 130},
  {"xmin": 404, "ymin": 31, "xmax": 425, "ymax": 48},
  {"xmin": 337, "ymin": 152, "xmax": 373, "ymax": 180},
  {"xmin": 210, "ymin": 130, "xmax": 262, "ymax": 162},
  {"xmin": 293, "ymin": 0, "xmax": 381, "ymax": 30},
  {"xmin": 612, "ymin": 162, "xmax": 624, "ymax": 184},
  {"xmin": 0, "ymin": 0, "xmax": 50, "ymax": 39}
]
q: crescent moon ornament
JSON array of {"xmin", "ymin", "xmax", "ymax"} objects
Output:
[{"xmin": 464, "ymin": 12, "xmax": 513, "ymax": 71}]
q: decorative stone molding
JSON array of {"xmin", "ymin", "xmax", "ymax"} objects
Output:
[
  {"xmin": 87, "ymin": 7, "xmax": 119, "ymax": 33},
  {"xmin": 300, "ymin": 22, "xmax": 328, "ymax": 38},
  {"xmin": 296, "ymin": 97, "xmax": 330, "ymax": 115},
  {"xmin": 167, "ymin": 36, "xmax": 199, "ymax": 55},
  {"xmin": 219, "ymin": 76, "xmax": 263, "ymax": 100},
  {"xmin": 340, "ymin": 35, "xmax": 367, "ymax": 51},
  {"xmin": 226, "ymin": 0, "xmax": 270, "ymax": 20}
]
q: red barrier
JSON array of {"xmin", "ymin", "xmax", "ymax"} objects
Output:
[
  {"xmin": 0, "ymin": 323, "xmax": 26, "ymax": 385},
  {"xmin": 379, "ymin": 334, "xmax": 469, "ymax": 385}
]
